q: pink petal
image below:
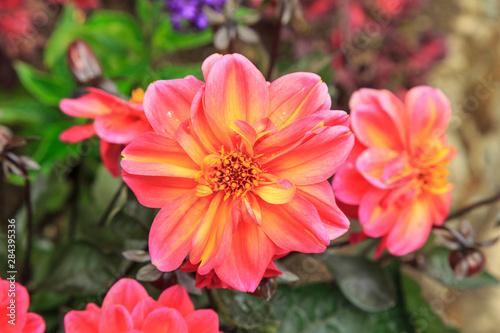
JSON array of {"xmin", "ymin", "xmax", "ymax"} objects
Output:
[
  {"xmin": 386, "ymin": 198, "xmax": 433, "ymax": 255},
  {"xmin": 150, "ymin": 192, "xmax": 212, "ymax": 272},
  {"xmin": 296, "ymin": 181, "xmax": 350, "ymax": 240},
  {"xmin": 425, "ymin": 190, "xmax": 452, "ymax": 226},
  {"xmin": 157, "ymin": 285, "xmax": 194, "ymax": 317},
  {"xmin": 358, "ymin": 189, "xmax": 400, "ymax": 237},
  {"xmin": 351, "ymin": 101, "xmax": 405, "ymax": 150},
  {"xmin": 215, "ymin": 222, "xmax": 276, "ymax": 292},
  {"xmin": 122, "ymin": 171, "xmax": 197, "ymax": 208},
  {"xmin": 99, "ymin": 305, "xmax": 134, "ymax": 333},
  {"xmin": 130, "ymin": 297, "xmax": 158, "ymax": 330},
  {"xmin": 263, "ymin": 126, "xmax": 354, "ymax": 185},
  {"xmin": 0, "ymin": 282, "xmax": 29, "ymax": 332},
  {"xmin": 144, "ymin": 77, "xmax": 204, "ymax": 139},
  {"xmin": 100, "ymin": 140, "xmax": 122, "ymax": 177},
  {"xmin": 102, "ymin": 278, "xmax": 149, "ymax": 313},
  {"xmin": 190, "ymin": 193, "xmax": 235, "ymax": 275},
  {"xmin": 142, "ymin": 308, "xmax": 188, "ymax": 333},
  {"xmin": 59, "ymin": 123, "xmax": 96, "ymax": 143},
  {"xmin": 204, "ymin": 54, "xmax": 268, "ymax": 131},
  {"xmin": 121, "ymin": 132, "xmax": 199, "ymax": 178},
  {"xmin": 356, "ymin": 147, "xmax": 414, "ymax": 189},
  {"xmin": 21, "ymin": 313, "xmax": 45, "ymax": 333},
  {"xmin": 60, "ymin": 91, "xmax": 111, "ymax": 119},
  {"xmin": 202, "ymin": 53, "xmax": 223, "ymax": 80},
  {"xmin": 405, "ymin": 86, "xmax": 451, "ymax": 148},
  {"xmin": 230, "ymin": 120, "xmax": 257, "ymax": 155},
  {"xmin": 94, "ymin": 113, "xmax": 151, "ymax": 144},
  {"xmin": 64, "ymin": 310, "xmax": 101, "ymax": 333},
  {"xmin": 259, "ymin": 195, "xmax": 329, "ymax": 253},
  {"xmin": 332, "ymin": 144, "xmax": 373, "ymax": 205},
  {"xmin": 185, "ymin": 310, "xmax": 220, "ymax": 333},
  {"xmin": 267, "ymin": 72, "xmax": 331, "ymax": 129}
]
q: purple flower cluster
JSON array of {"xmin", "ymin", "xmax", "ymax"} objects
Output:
[{"xmin": 166, "ymin": 0, "xmax": 227, "ymax": 30}]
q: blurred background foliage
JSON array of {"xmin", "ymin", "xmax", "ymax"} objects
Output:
[{"xmin": 1, "ymin": 1, "xmax": 499, "ymax": 332}]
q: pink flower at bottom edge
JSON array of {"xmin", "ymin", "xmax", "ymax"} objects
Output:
[
  {"xmin": 0, "ymin": 278, "xmax": 45, "ymax": 333},
  {"xmin": 64, "ymin": 278, "xmax": 221, "ymax": 333}
]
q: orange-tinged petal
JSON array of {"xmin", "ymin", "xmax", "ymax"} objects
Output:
[
  {"xmin": 297, "ymin": 181, "xmax": 350, "ymax": 240},
  {"xmin": 150, "ymin": 192, "xmax": 212, "ymax": 272},
  {"xmin": 253, "ymin": 179, "xmax": 296, "ymax": 205},
  {"xmin": 238, "ymin": 193, "xmax": 262, "ymax": 225},
  {"xmin": 190, "ymin": 86, "xmax": 229, "ymax": 153},
  {"xmin": 424, "ymin": 190, "xmax": 452, "ymax": 226},
  {"xmin": 174, "ymin": 120, "xmax": 208, "ymax": 165},
  {"xmin": 267, "ymin": 72, "xmax": 331, "ymax": 129},
  {"xmin": 102, "ymin": 278, "xmax": 149, "ymax": 313},
  {"xmin": 386, "ymin": 197, "xmax": 433, "ymax": 256},
  {"xmin": 144, "ymin": 77, "xmax": 204, "ymax": 139},
  {"xmin": 142, "ymin": 308, "xmax": 188, "ymax": 333},
  {"xmin": 122, "ymin": 171, "xmax": 197, "ymax": 208},
  {"xmin": 121, "ymin": 132, "xmax": 199, "ymax": 178},
  {"xmin": 215, "ymin": 221, "xmax": 276, "ymax": 292},
  {"xmin": 204, "ymin": 54, "xmax": 268, "ymax": 130},
  {"xmin": 230, "ymin": 120, "xmax": 257, "ymax": 155},
  {"xmin": 59, "ymin": 123, "xmax": 96, "ymax": 143},
  {"xmin": 263, "ymin": 126, "xmax": 354, "ymax": 185},
  {"xmin": 190, "ymin": 193, "xmax": 235, "ymax": 275},
  {"xmin": 60, "ymin": 91, "xmax": 111, "ymax": 119},
  {"xmin": 259, "ymin": 195, "xmax": 329, "ymax": 253},
  {"xmin": 157, "ymin": 285, "xmax": 194, "ymax": 317}
]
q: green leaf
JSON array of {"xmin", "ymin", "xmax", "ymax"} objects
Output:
[
  {"xmin": 0, "ymin": 87, "xmax": 54, "ymax": 126},
  {"xmin": 214, "ymin": 289, "xmax": 278, "ymax": 330},
  {"xmin": 14, "ymin": 62, "xmax": 75, "ymax": 106},
  {"xmin": 401, "ymin": 274, "xmax": 460, "ymax": 333},
  {"xmin": 426, "ymin": 247, "xmax": 499, "ymax": 290},
  {"xmin": 35, "ymin": 241, "xmax": 120, "ymax": 296},
  {"xmin": 323, "ymin": 254, "xmax": 397, "ymax": 312},
  {"xmin": 274, "ymin": 282, "xmax": 411, "ymax": 333}
]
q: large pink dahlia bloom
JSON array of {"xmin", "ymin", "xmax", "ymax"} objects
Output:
[{"xmin": 122, "ymin": 53, "xmax": 354, "ymax": 292}]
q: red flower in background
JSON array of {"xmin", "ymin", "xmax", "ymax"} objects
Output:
[
  {"xmin": 65, "ymin": 278, "xmax": 220, "ymax": 333},
  {"xmin": 333, "ymin": 86, "xmax": 455, "ymax": 257},
  {"xmin": 59, "ymin": 88, "xmax": 152, "ymax": 176},
  {"xmin": 0, "ymin": 0, "xmax": 31, "ymax": 53},
  {"xmin": 48, "ymin": 0, "xmax": 100, "ymax": 9},
  {"xmin": 0, "ymin": 278, "xmax": 45, "ymax": 333}
]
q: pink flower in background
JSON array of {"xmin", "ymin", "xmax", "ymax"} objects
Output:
[
  {"xmin": 59, "ymin": 88, "xmax": 152, "ymax": 176},
  {"xmin": 333, "ymin": 86, "xmax": 455, "ymax": 256},
  {"xmin": 0, "ymin": 278, "xmax": 45, "ymax": 333},
  {"xmin": 122, "ymin": 53, "xmax": 354, "ymax": 292},
  {"xmin": 65, "ymin": 278, "xmax": 220, "ymax": 333}
]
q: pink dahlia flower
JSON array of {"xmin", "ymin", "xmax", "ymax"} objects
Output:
[
  {"xmin": 0, "ymin": 278, "xmax": 45, "ymax": 333},
  {"xmin": 333, "ymin": 86, "xmax": 455, "ymax": 256},
  {"xmin": 122, "ymin": 53, "xmax": 354, "ymax": 292},
  {"xmin": 59, "ymin": 88, "xmax": 152, "ymax": 176},
  {"xmin": 64, "ymin": 278, "xmax": 220, "ymax": 333}
]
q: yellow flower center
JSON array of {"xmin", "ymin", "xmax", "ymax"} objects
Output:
[
  {"xmin": 129, "ymin": 88, "xmax": 145, "ymax": 104},
  {"xmin": 196, "ymin": 148, "xmax": 263, "ymax": 200},
  {"xmin": 412, "ymin": 140, "xmax": 452, "ymax": 194}
]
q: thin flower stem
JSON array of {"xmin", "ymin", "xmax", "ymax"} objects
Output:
[
  {"xmin": 20, "ymin": 166, "xmax": 33, "ymax": 285},
  {"xmin": 266, "ymin": 1, "xmax": 285, "ymax": 81},
  {"xmin": 445, "ymin": 192, "xmax": 500, "ymax": 222},
  {"xmin": 98, "ymin": 181, "xmax": 126, "ymax": 228}
]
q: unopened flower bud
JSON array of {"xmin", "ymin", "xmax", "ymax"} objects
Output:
[
  {"xmin": 449, "ymin": 248, "xmax": 485, "ymax": 279},
  {"xmin": 67, "ymin": 39, "xmax": 102, "ymax": 85}
]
